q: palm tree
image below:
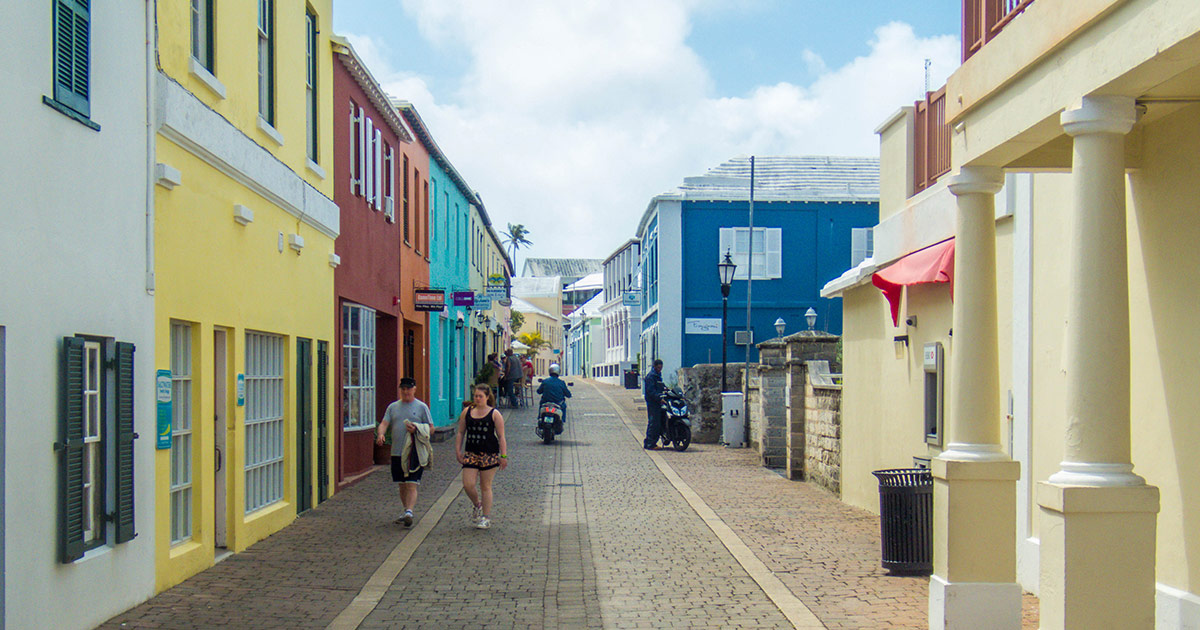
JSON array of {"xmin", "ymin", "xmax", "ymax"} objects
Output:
[{"xmin": 501, "ymin": 223, "xmax": 532, "ymax": 268}]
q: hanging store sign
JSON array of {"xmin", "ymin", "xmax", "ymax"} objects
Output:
[
  {"xmin": 473, "ymin": 294, "xmax": 493, "ymax": 310},
  {"xmin": 155, "ymin": 369, "xmax": 172, "ymax": 450},
  {"xmin": 486, "ymin": 285, "xmax": 508, "ymax": 300},
  {"xmin": 414, "ymin": 288, "xmax": 446, "ymax": 312},
  {"xmin": 622, "ymin": 291, "xmax": 639, "ymax": 306},
  {"xmin": 452, "ymin": 291, "xmax": 475, "ymax": 307}
]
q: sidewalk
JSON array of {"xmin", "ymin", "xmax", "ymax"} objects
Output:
[{"xmin": 593, "ymin": 380, "xmax": 1039, "ymax": 629}]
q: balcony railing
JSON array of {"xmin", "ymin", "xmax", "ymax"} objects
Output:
[
  {"xmin": 912, "ymin": 86, "xmax": 950, "ymax": 196},
  {"xmin": 963, "ymin": 0, "xmax": 1035, "ymax": 61}
]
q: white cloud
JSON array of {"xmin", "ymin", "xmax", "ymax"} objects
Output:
[{"xmin": 349, "ymin": 5, "xmax": 958, "ymax": 260}]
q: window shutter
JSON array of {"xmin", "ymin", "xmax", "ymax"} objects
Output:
[
  {"xmin": 349, "ymin": 106, "xmax": 359, "ymax": 195},
  {"xmin": 357, "ymin": 108, "xmax": 367, "ymax": 197},
  {"xmin": 765, "ymin": 228, "xmax": 783, "ymax": 279},
  {"xmin": 364, "ymin": 117, "xmax": 375, "ymax": 204},
  {"xmin": 373, "ymin": 128, "xmax": 383, "ymax": 211},
  {"xmin": 316, "ymin": 341, "xmax": 329, "ymax": 503},
  {"xmin": 53, "ymin": 0, "xmax": 91, "ymax": 117},
  {"xmin": 59, "ymin": 336, "xmax": 87, "ymax": 563},
  {"xmin": 113, "ymin": 341, "xmax": 137, "ymax": 544}
]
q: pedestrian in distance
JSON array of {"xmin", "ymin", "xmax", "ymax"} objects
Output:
[
  {"xmin": 642, "ymin": 359, "xmax": 666, "ymax": 450},
  {"xmin": 455, "ymin": 384, "xmax": 508, "ymax": 529},
  {"xmin": 486, "ymin": 352, "xmax": 503, "ymax": 400},
  {"xmin": 502, "ymin": 348, "xmax": 523, "ymax": 407},
  {"xmin": 375, "ymin": 376, "xmax": 434, "ymax": 527}
]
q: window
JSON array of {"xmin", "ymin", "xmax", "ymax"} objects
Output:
[
  {"xmin": 170, "ymin": 323, "xmax": 194, "ymax": 544},
  {"xmin": 383, "ymin": 145, "xmax": 395, "ymax": 221},
  {"xmin": 191, "ymin": 0, "xmax": 215, "ymax": 73},
  {"xmin": 305, "ymin": 9, "xmax": 317, "ymax": 162},
  {"xmin": 851, "ymin": 227, "xmax": 874, "ymax": 268},
  {"xmin": 342, "ymin": 304, "xmax": 376, "ymax": 429},
  {"xmin": 245, "ymin": 331, "xmax": 284, "ymax": 513},
  {"xmin": 257, "ymin": 0, "xmax": 275, "ymax": 125},
  {"xmin": 718, "ymin": 227, "xmax": 783, "ymax": 280},
  {"xmin": 414, "ymin": 171, "xmax": 422, "ymax": 253},
  {"xmin": 364, "ymin": 117, "xmax": 375, "ymax": 205},
  {"xmin": 349, "ymin": 102, "xmax": 363, "ymax": 194},
  {"xmin": 403, "ymin": 155, "xmax": 411, "ymax": 242},
  {"xmin": 50, "ymin": 0, "xmax": 92, "ymax": 119},
  {"xmin": 59, "ymin": 335, "xmax": 136, "ymax": 562}
]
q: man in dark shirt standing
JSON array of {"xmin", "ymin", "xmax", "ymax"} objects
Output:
[{"xmin": 642, "ymin": 359, "xmax": 666, "ymax": 450}]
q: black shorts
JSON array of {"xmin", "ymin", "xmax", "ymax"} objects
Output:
[{"xmin": 390, "ymin": 456, "xmax": 424, "ymax": 483}]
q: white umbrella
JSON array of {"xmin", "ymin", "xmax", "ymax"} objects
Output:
[{"xmin": 511, "ymin": 340, "xmax": 531, "ymax": 350}]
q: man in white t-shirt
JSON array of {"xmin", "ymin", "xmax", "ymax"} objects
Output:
[{"xmin": 375, "ymin": 377, "xmax": 433, "ymax": 526}]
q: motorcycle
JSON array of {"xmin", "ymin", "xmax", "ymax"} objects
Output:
[
  {"xmin": 658, "ymin": 386, "xmax": 691, "ymax": 451},
  {"xmin": 536, "ymin": 401, "xmax": 565, "ymax": 444}
]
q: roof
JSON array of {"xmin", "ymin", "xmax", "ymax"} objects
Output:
[
  {"xmin": 522, "ymin": 258, "xmax": 604, "ymax": 278},
  {"xmin": 510, "ymin": 296, "xmax": 553, "ymax": 319},
  {"xmin": 392, "ymin": 100, "xmax": 476, "ymax": 205},
  {"xmin": 637, "ymin": 155, "xmax": 880, "ymax": 237},
  {"xmin": 512, "ymin": 276, "xmax": 561, "ymax": 298},
  {"xmin": 603, "ymin": 238, "xmax": 641, "ymax": 265},
  {"xmin": 565, "ymin": 271, "xmax": 603, "ymax": 292},
  {"xmin": 330, "ymin": 36, "xmax": 414, "ymax": 144},
  {"xmin": 567, "ymin": 292, "xmax": 605, "ymax": 326}
]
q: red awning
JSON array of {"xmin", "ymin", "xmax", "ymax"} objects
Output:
[{"xmin": 871, "ymin": 238, "xmax": 955, "ymax": 326}]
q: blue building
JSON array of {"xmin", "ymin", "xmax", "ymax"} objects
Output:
[
  {"xmin": 636, "ymin": 156, "xmax": 879, "ymax": 377},
  {"xmin": 397, "ymin": 102, "xmax": 474, "ymax": 426}
]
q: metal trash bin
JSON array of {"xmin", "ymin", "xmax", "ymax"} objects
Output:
[
  {"xmin": 872, "ymin": 468, "xmax": 933, "ymax": 574},
  {"xmin": 623, "ymin": 369, "xmax": 639, "ymax": 389}
]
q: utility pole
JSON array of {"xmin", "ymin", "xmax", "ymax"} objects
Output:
[{"xmin": 742, "ymin": 156, "xmax": 755, "ymax": 444}]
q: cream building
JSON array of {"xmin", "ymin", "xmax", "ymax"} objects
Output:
[
  {"xmin": 512, "ymin": 277, "xmax": 565, "ymax": 375},
  {"xmin": 824, "ymin": 1, "xmax": 1200, "ymax": 628}
]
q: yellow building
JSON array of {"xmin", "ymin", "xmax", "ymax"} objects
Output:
[
  {"xmin": 151, "ymin": 0, "xmax": 337, "ymax": 590},
  {"xmin": 826, "ymin": 1, "xmax": 1200, "ymax": 628},
  {"xmin": 512, "ymin": 277, "xmax": 565, "ymax": 374}
]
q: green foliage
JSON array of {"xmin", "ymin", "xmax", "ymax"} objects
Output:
[
  {"xmin": 510, "ymin": 310, "xmax": 525, "ymax": 333},
  {"xmin": 517, "ymin": 331, "xmax": 550, "ymax": 355},
  {"xmin": 501, "ymin": 223, "xmax": 533, "ymax": 265}
]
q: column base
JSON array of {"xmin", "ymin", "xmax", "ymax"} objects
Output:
[
  {"xmin": 928, "ymin": 574, "xmax": 1022, "ymax": 630},
  {"xmin": 1037, "ymin": 481, "xmax": 1160, "ymax": 630}
]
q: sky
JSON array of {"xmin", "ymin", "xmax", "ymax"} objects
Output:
[{"xmin": 332, "ymin": 1, "xmax": 962, "ymax": 264}]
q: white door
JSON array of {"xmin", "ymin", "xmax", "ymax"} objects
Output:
[{"xmin": 213, "ymin": 329, "xmax": 228, "ymax": 548}]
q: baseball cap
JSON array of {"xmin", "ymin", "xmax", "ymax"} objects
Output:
[{"xmin": 399, "ymin": 377, "xmax": 417, "ymax": 389}]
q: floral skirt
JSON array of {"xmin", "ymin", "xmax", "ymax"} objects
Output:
[{"xmin": 462, "ymin": 452, "xmax": 500, "ymax": 471}]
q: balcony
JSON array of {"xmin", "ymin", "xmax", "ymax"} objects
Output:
[
  {"xmin": 962, "ymin": 0, "xmax": 1035, "ymax": 61},
  {"xmin": 912, "ymin": 86, "xmax": 950, "ymax": 196}
]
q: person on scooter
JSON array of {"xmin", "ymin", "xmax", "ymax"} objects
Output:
[{"xmin": 537, "ymin": 363, "xmax": 571, "ymax": 423}]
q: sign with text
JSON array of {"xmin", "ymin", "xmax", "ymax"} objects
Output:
[
  {"xmin": 452, "ymin": 291, "xmax": 475, "ymax": 307},
  {"xmin": 622, "ymin": 291, "xmax": 639, "ymax": 306},
  {"xmin": 472, "ymin": 294, "xmax": 492, "ymax": 310},
  {"xmin": 236, "ymin": 373, "xmax": 245, "ymax": 407},
  {"xmin": 684, "ymin": 318, "xmax": 722, "ymax": 335},
  {"xmin": 486, "ymin": 285, "xmax": 508, "ymax": 300},
  {"xmin": 155, "ymin": 370, "xmax": 172, "ymax": 450},
  {"xmin": 414, "ymin": 288, "xmax": 446, "ymax": 312}
]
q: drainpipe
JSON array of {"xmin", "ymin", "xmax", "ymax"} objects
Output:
[{"xmin": 144, "ymin": 0, "xmax": 158, "ymax": 295}]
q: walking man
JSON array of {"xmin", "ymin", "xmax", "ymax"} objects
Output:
[
  {"xmin": 502, "ymin": 348, "xmax": 523, "ymax": 407},
  {"xmin": 375, "ymin": 376, "xmax": 434, "ymax": 526},
  {"xmin": 643, "ymin": 359, "xmax": 666, "ymax": 450}
]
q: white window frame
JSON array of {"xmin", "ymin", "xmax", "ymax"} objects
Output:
[
  {"xmin": 169, "ymin": 322, "xmax": 194, "ymax": 544},
  {"xmin": 256, "ymin": 0, "xmax": 274, "ymax": 125},
  {"xmin": 82, "ymin": 341, "xmax": 103, "ymax": 544},
  {"xmin": 383, "ymin": 144, "xmax": 395, "ymax": 222},
  {"xmin": 718, "ymin": 227, "xmax": 783, "ymax": 280},
  {"xmin": 350, "ymin": 104, "xmax": 364, "ymax": 195},
  {"xmin": 245, "ymin": 331, "xmax": 284, "ymax": 514},
  {"xmin": 191, "ymin": 0, "xmax": 214, "ymax": 73},
  {"xmin": 851, "ymin": 227, "xmax": 874, "ymax": 268},
  {"xmin": 305, "ymin": 9, "xmax": 318, "ymax": 163},
  {"xmin": 364, "ymin": 117, "xmax": 375, "ymax": 205},
  {"xmin": 342, "ymin": 304, "xmax": 376, "ymax": 430}
]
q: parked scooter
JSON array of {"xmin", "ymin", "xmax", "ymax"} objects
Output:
[
  {"xmin": 658, "ymin": 386, "xmax": 691, "ymax": 451},
  {"xmin": 536, "ymin": 401, "xmax": 564, "ymax": 444}
]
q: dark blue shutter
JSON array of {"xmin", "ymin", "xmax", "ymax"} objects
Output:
[
  {"xmin": 113, "ymin": 342, "xmax": 136, "ymax": 543},
  {"xmin": 59, "ymin": 336, "xmax": 87, "ymax": 563},
  {"xmin": 53, "ymin": 0, "xmax": 90, "ymax": 117},
  {"xmin": 317, "ymin": 341, "xmax": 329, "ymax": 503}
]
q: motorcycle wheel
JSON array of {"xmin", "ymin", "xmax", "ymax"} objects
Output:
[
  {"xmin": 672, "ymin": 426, "xmax": 691, "ymax": 452},
  {"xmin": 542, "ymin": 425, "xmax": 555, "ymax": 444}
]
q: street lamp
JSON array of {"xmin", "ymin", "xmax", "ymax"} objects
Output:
[
  {"xmin": 718, "ymin": 251, "xmax": 737, "ymax": 392},
  {"xmin": 805, "ymin": 307, "xmax": 818, "ymax": 331},
  {"xmin": 774, "ymin": 317, "xmax": 786, "ymax": 338}
]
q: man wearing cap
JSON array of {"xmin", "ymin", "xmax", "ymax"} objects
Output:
[
  {"xmin": 375, "ymin": 376, "xmax": 434, "ymax": 526},
  {"xmin": 642, "ymin": 359, "xmax": 666, "ymax": 450}
]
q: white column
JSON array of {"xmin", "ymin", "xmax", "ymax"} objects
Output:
[
  {"xmin": 930, "ymin": 166, "xmax": 1022, "ymax": 630},
  {"xmin": 1038, "ymin": 95, "xmax": 1159, "ymax": 630}
]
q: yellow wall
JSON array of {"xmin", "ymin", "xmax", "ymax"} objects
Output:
[{"xmin": 154, "ymin": 0, "xmax": 336, "ymax": 592}]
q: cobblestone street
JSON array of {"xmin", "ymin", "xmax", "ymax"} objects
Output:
[{"xmin": 101, "ymin": 381, "xmax": 1037, "ymax": 629}]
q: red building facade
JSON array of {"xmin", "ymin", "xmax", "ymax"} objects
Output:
[{"xmin": 332, "ymin": 40, "xmax": 430, "ymax": 484}]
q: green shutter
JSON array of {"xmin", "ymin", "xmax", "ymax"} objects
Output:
[
  {"xmin": 113, "ymin": 342, "xmax": 136, "ymax": 544},
  {"xmin": 317, "ymin": 341, "xmax": 329, "ymax": 503},
  {"xmin": 52, "ymin": 0, "xmax": 90, "ymax": 117},
  {"xmin": 59, "ymin": 336, "xmax": 86, "ymax": 563}
]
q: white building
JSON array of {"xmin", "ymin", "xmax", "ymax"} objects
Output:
[
  {"xmin": 597, "ymin": 239, "xmax": 641, "ymax": 385},
  {"xmin": 0, "ymin": 3, "xmax": 157, "ymax": 628},
  {"xmin": 564, "ymin": 292, "xmax": 604, "ymax": 378}
]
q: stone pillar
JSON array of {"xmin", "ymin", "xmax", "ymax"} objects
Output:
[
  {"xmin": 930, "ymin": 166, "xmax": 1022, "ymax": 630},
  {"xmin": 1037, "ymin": 95, "xmax": 1159, "ymax": 630}
]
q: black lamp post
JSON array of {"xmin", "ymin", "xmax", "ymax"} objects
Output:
[{"xmin": 718, "ymin": 250, "xmax": 737, "ymax": 392}]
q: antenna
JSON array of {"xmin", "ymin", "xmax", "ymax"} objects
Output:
[{"xmin": 924, "ymin": 58, "xmax": 931, "ymax": 94}]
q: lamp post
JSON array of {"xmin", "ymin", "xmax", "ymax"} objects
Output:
[
  {"xmin": 718, "ymin": 251, "xmax": 737, "ymax": 392},
  {"xmin": 774, "ymin": 317, "xmax": 786, "ymax": 338},
  {"xmin": 805, "ymin": 307, "xmax": 818, "ymax": 332}
]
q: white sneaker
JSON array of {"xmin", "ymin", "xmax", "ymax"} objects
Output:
[
  {"xmin": 476, "ymin": 516, "xmax": 491, "ymax": 529},
  {"xmin": 470, "ymin": 504, "xmax": 482, "ymax": 524},
  {"xmin": 402, "ymin": 510, "xmax": 413, "ymax": 527}
]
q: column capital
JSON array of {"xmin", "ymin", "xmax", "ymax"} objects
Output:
[
  {"xmin": 1061, "ymin": 95, "xmax": 1137, "ymax": 137},
  {"xmin": 947, "ymin": 166, "xmax": 1004, "ymax": 197}
]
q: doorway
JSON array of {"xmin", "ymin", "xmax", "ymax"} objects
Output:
[
  {"xmin": 296, "ymin": 338, "xmax": 313, "ymax": 514},
  {"xmin": 213, "ymin": 328, "xmax": 228, "ymax": 549}
]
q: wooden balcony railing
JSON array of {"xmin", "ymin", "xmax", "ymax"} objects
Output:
[
  {"xmin": 912, "ymin": 86, "xmax": 950, "ymax": 196},
  {"xmin": 963, "ymin": 0, "xmax": 1035, "ymax": 61}
]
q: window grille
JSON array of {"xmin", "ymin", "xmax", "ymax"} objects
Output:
[
  {"xmin": 245, "ymin": 331, "xmax": 284, "ymax": 514},
  {"xmin": 718, "ymin": 227, "xmax": 783, "ymax": 280},
  {"xmin": 81, "ymin": 341, "xmax": 102, "ymax": 544},
  {"xmin": 342, "ymin": 304, "xmax": 376, "ymax": 429},
  {"xmin": 170, "ymin": 323, "xmax": 194, "ymax": 543}
]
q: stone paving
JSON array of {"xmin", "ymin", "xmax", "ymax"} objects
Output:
[{"xmin": 100, "ymin": 380, "xmax": 1040, "ymax": 629}]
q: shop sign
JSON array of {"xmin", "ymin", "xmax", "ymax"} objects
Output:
[
  {"xmin": 473, "ymin": 294, "xmax": 492, "ymax": 310},
  {"xmin": 452, "ymin": 291, "xmax": 475, "ymax": 307},
  {"xmin": 156, "ymin": 370, "xmax": 172, "ymax": 450},
  {"xmin": 415, "ymin": 288, "xmax": 446, "ymax": 312}
]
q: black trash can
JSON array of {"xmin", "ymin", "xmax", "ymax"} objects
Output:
[
  {"xmin": 872, "ymin": 468, "xmax": 933, "ymax": 574},
  {"xmin": 623, "ymin": 369, "xmax": 639, "ymax": 389}
]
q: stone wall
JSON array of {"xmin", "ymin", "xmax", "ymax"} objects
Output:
[
  {"xmin": 677, "ymin": 363, "xmax": 746, "ymax": 443},
  {"xmin": 804, "ymin": 361, "xmax": 842, "ymax": 495},
  {"xmin": 751, "ymin": 340, "xmax": 789, "ymax": 467}
]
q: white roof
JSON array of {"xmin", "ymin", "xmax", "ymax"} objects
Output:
[
  {"xmin": 510, "ymin": 296, "xmax": 553, "ymax": 318},
  {"xmin": 512, "ymin": 276, "xmax": 561, "ymax": 298},
  {"xmin": 565, "ymin": 271, "xmax": 603, "ymax": 292},
  {"xmin": 568, "ymin": 292, "xmax": 605, "ymax": 323}
]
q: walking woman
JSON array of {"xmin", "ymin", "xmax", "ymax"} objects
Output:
[{"xmin": 455, "ymin": 384, "xmax": 508, "ymax": 529}]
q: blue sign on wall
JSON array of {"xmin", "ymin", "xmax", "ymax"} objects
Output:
[{"xmin": 156, "ymin": 369, "xmax": 172, "ymax": 450}]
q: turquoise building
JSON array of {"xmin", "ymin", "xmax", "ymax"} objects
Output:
[{"xmin": 397, "ymin": 103, "xmax": 474, "ymax": 426}]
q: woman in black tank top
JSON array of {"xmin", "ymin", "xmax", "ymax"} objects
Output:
[{"xmin": 455, "ymin": 384, "xmax": 508, "ymax": 529}]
